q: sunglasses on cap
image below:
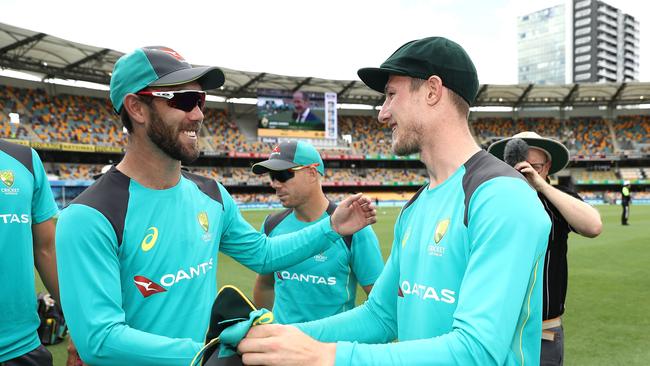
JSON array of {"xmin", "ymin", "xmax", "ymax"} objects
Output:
[
  {"xmin": 269, "ymin": 163, "xmax": 319, "ymax": 183},
  {"xmin": 136, "ymin": 90, "xmax": 206, "ymax": 112}
]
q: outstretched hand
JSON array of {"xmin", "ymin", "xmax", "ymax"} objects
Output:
[
  {"xmin": 330, "ymin": 193, "xmax": 377, "ymax": 236},
  {"xmin": 238, "ymin": 324, "xmax": 335, "ymax": 366}
]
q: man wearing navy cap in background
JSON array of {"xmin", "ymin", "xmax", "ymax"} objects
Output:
[
  {"xmin": 55, "ymin": 46, "xmax": 376, "ymax": 366},
  {"xmin": 238, "ymin": 37, "xmax": 551, "ymax": 366},
  {"xmin": 251, "ymin": 140, "xmax": 384, "ymax": 324}
]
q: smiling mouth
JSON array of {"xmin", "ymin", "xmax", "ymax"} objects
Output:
[{"xmin": 182, "ymin": 130, "xmax": 197, "ymax": 139}]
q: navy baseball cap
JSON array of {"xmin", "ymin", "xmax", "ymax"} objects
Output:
[
  {"xmin": 252, "ymin": 141, "xmax": 325, "ymax": 176},
  {"xmin": 109, "ymin": 46, "xmax": 225, "ymax": 113}
]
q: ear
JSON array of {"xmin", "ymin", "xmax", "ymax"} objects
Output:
[
  {"xmin": 309, "ymin": 167, "xmax": 320, "ymax": 183},
  {"xmin": 123, "ymin": 94, "xmax": 149, "ymax": 127},
  {"xmin": 424, "ymin": 75, "xmax": 443, "ymax": 107}
]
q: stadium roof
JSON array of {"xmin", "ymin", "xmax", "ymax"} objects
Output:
[{"xmin": 2, "ymin": 22, "xmax": 650, "ymax": 107}]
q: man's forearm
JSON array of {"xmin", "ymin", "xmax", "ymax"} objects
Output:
[{"xmin": 539, "ymin": 183, "xmax": 602, "ymax": 237}]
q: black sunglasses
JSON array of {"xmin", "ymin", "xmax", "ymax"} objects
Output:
[
  {"xmin": 136, "ymin": 90, "xmax": 206, "ymax": 112},
  {"xmin": 268, "ymin": 164, "xmax": 318, "ymax": 183},
  {"xmin": 269, "ymin": 169, "xmax": 295, "ymax": 183}
]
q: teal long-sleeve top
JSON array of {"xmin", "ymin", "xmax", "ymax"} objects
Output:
[
  {"xmin": 297, "ymin": 151, "xmax": 551, "ymax": 366},
  {"xmin": 56, "ymin": 167, "xmax": 341, "ymax": 366}
]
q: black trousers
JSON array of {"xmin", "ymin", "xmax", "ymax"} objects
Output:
[
  {"xmin": 0, "ymin": 345, "xmax": 52, "ymax": 366},
  {"xmin": 622, "ymin": 203, "xmax": 630, "ymax": 225}
]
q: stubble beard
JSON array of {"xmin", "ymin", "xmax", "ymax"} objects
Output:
[{"xmin": 147, "ymin": 108, "xmax": 201, "ymax": 164}]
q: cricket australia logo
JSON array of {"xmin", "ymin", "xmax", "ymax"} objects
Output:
[
  {"xmin": 427, "ymin": 218, "xmax": 450, "ymax": 257},
  {"xmin": 313, "ymin": 252, "xmax": 327, "ymax": 262},
  {"xmin": 198, "ymin": 211, "xmax": 212, "ymax": 242},
  {"xmin": 1, "ymin": 170, "xmax": 19, "ymax": 195}
]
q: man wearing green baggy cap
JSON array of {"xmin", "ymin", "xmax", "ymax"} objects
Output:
[
  {"xmin": 238, "ymin": 37, "xmax": 551, "ymax": 365},
  {"xmin": 55, "ymin": 46, "xmax": 377, "ymax": 366},
  {"xmin": 251, "ymin": 141, "xmax": 384, "ymax": 324}
]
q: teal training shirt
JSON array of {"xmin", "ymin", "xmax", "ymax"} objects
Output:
[
  {"xmin": 0, "ymin": 140, "xmax": 58, "ymax": 362},
  {"xmin": 297, "ymin": 151, "xmax": 552, "ymax": 365},
  {"xmin": 263, "ymin": 204, "xmax": 384, "ymax": 323},
  {"xmin": 55, "ymin": 167, "xmax": 342, "ymax": 366}
]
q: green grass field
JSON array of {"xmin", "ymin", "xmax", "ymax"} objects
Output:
[{"xmin": 39, "ymin": 205, "xmax": 650, "ymax": 365}]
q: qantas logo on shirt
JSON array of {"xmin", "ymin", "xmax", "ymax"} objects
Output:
[
  {"xmin": 399, "ymin": 280, "xmax": 456, "ymax": 304},
  {"xmin": 0, "ymin": 213, "xmax": 29, "ymax": 224},
  {"xmin": 276, "ymin": 271, "xmax": 336, "ymax": 286},
  {"xmin": 135, "ymin": 258, "xmax": 215, "ymax": 297},
  {"xmin": 133, "ymin": 276, "xmax": 166, "ymax": 297}
]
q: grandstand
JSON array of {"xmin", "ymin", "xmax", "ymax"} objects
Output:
[{"xmin": 1, "ymin": 22, "xmax": 649, "ymax": 208}]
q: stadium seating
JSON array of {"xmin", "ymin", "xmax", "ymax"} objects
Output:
[
  {"xmin": 7, "ymin": 84, "xmax": 647, "ymax": 158},
  {"xmin": 1, "ymin": 85, "xmax": 126, "ymax": 146},
  {"xmin": 471, "ymin": 116, "xmax": 616, "ymax": 156},
  {"xmin": 338, "ymin": 115, "xmax": 393, "ymax": 156},
  {"xmin": 612, "ymin": 115, "xmax": 650, "ymax": 152},
  {"xmin": 566, "ymin": 117, "xmax": 614, "ymax": 155}
]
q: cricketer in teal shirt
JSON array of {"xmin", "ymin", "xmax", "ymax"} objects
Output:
[
  {"xmin": 251, "ymin": 140, "xmax": 384, "ymax": 324},
  {"xmin": 56, "ymin": 167, "xmax": 346, "ymax": 366},
  {"xmin": 0, "ymin": 139, "xmax": 58, "ymax": 362},
  {"xmin": 261, "ymin": 208, "xmax": 384, "ymax": 324},
  {"xmin": 236, "ymin": 35, "xmax": 553, "ymax": 366},
  {"xmin": 55, "ymin": 46, "xmax": 376, "ymax": 366},
  {"xmin": 296, "ymin": 151, "xmax": 551, "ymax": 365}
]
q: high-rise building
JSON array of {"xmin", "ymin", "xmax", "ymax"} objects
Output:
[
  {"xmin": 518, "ymin": 4, "xmax": 569, "ymax": 84},
  {"xmin": 573, "ymin": 0, "xmax": 640, "ymax": 83},
  {"xmin": 517, "ymin": 1, "xmax": 639, "ymax": 85}
]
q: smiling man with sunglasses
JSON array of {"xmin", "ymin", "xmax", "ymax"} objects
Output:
[
  {"xmin": 54, "ymin": 46, "xmax": 377, "ymax": 366},
  {"xmin": 250, "ymin": 141, "xmax": 384, "ymax": 324}
]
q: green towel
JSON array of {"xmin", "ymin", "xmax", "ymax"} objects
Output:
[{"xmin": 217, "ymin": 308, "xmax": 275, "ymax": 358}]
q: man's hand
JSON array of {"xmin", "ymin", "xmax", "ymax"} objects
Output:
[
  {"xmin": 66, "ymin": 339, "xmax": 86, "ymax": 366},
  {"xmin": 238, "ymin": 324, "xmax": 335, "ymax": 366},
  {"xmin": 514, "ymin": 161, "xmax": 548, "ymax": 192},
  {"xmin": 330, "ymin": 193, "xmax": 377, "ymax": 236}
]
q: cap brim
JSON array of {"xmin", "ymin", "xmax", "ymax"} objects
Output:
[
  {"xmin": 150, "ymin": 66, "xmax": 225, "ymax": 90},
  {"xmin": 357, "ymin": 67, "xmax": 409, "ymax": 93},
  {"xmin": 487, "ymin": 137, "xmax": 569, "ymax": 175},
  {"xmin": 251, "ymin": 159, "xmax": 299, "ymax": 175}
]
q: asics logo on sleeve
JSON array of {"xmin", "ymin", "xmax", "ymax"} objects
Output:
[
  {"xmin": 141, "ymin": 227, "xmax": 159, "ymax": 252},
  {"xmin": 133, "ymin": 276, "xmax": 167, "ymax": 297},
  {"xmin": 399, "ymin": 280, "xmax": 456, "ymax": 304}
]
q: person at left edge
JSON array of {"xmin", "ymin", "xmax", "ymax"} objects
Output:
[
  {"xmin": 54, "ymin": 46, "xmax": 376, "ymax": 366},
  {"xmin": 0, "ymin": 139, "xmax": 59, "ymax": 366}
]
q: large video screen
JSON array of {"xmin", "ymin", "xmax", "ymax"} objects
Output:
[{"xmin": 257, "ymin": 89, "xmax": 337, "ymax": 139}]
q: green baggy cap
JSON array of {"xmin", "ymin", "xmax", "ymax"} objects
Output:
[{"xmin": 358, "ymin": 37, "xmax": 479, "ymax": 105}]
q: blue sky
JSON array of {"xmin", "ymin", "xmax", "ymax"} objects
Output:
[{"xmin": 0, "ymin": 0, "xmax": 646, "ymax": 83}]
